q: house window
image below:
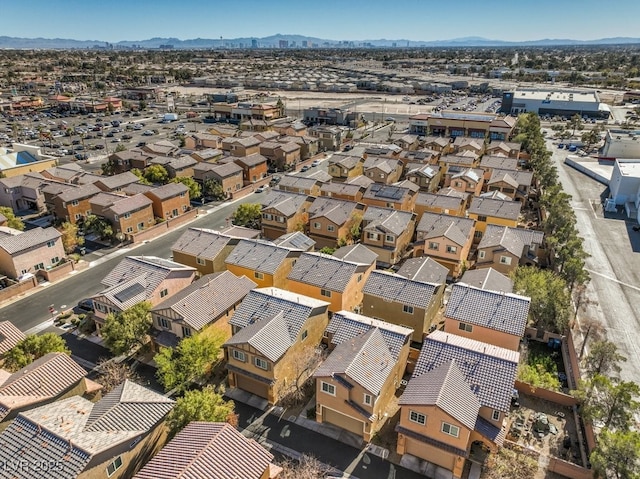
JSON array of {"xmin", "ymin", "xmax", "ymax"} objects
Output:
[
  {"xmin": 126, "ymin": 227, "xmax": 133, "ymax": 233},
  {"xmin": 321, "ymin": 381, "xmax": 336, "ymax": 396},
  {"xmin": 409, "ymin": 410, "xmax": 426, "ymax": 425},
  {"xmin": 255, "ymin": 357, "xmax": 268, "ymax": 370},
  {"xmin": 172, "ymin": 208, "xmax": 179, "ymax": 217},
  {"xmin": 263, "ymin": 213, "xmax": 273, "ymax": 221},
  {"xmin": 477, "ymin": 215, "xmax": 487, "ymax": 222},
  {"xmin": 301, "ymin": 330, "xmax": 308, "ymax": 341},
  {"xmin": 75, "ymin": 213, "xmax": 82, "ymax": 220},
  {"xmin": 34, "ymin": 263, "xmax": 45, "ymax": 270},
  {"xmin": 327, "ymin": 224, "xmax": 335, "ymax": 232},
  {"xmin": 474, "ymin": 231, "xmax": 483, "ymax": 238},
  {"xmin": 71, "ymin": 200, "xmax": 79, "ymax": 206},
  {"xmin": 313, "ymin": 222, "xmax": 321, "ymax": 229},
  {"xmin": 277, "ymin": 216, "xmax": 285, "ymax": 223},
  {"xmin": 51, "ymin": 257, "xmax": 59, "ymax": 264},
  {"xmin": 181, "ymin": 326, "xmax": 192, "ymax": 337},
  {"xmin": 137, "ymin": 222, "xmax": 145, "ymax": 230},
  {"xmin": 367, "ymin": 232, "xmax": 379, "ymax": 241},
  {"xmin": 182, "ymin": 205, "xmax": 187, "ymax": 211},
  {"xmin": 158, "ymin": 317, "xmax": 170, "ymax": 329},
  {"xmin": 232, "ymin": 349, "xmax": 246, "ymax": 362},
  {"xmin": 492, "ymin": 410, "xmax": 501, "ymax": 421},
  {"xmin": 454, "ymin": 181, "xmax": 462, "ymax": 188},
  {"xmin": 478, "ymin": 250, "xmax": 485, "ymax": 259},
  {"xmin": 446, "ymin": 245, "xmax": 457, "ymax": 254},
  {"xmin": 196, "ymin": 256, "xmax": 206, "ymax": 265},
  {"xmin": 124, "ymin": 212, "xmax": 131, "ymax": 219},
  {"xmin": 385, "ymin": 235, "xmax": 394, "ymax": 243},
  {"xmin": 46, "ymin": 240, "xmax": 56, "ymax": 248},
  {"xmin": 403, "ymin": 305, "xmax": 414, "ymax": 314},
  {"xmin": 428, "ymin": 241, "xmax": 439, "ymax": 250},
  {"xmin": 254, "ymin": 271, "xmax": 264, "ymax": 280},
  {"xmin": 500, "ymin": 256, "xmax": 512, "ymax": 265},
  {"xmin": 458, "ymin": 322, "xmax": 473, "ymax": 332},
  {"xmin": 364, "ymin": 394, "xmax": 373, "ymax": 406},
  {"xmin": 106, "ymin": 456, "xmax": 123, "ymax": 477},
  {"xmin": 320, "ymin": 288, "xmax": 332, "ymax": 298},
  {"xmin": 160, "ymin": 288, "xmax": 168, "ymax": 298},
  {"xmin": 442, "ymin": 422, "xmax": 460, "ymax": 438}
]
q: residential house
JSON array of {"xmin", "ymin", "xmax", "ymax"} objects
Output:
[
  {"xmin": 438, "ymin": 153, "xmax": 479, "ymax": 175},
  {"xmin": 0, "ymin": 380, "xmax": 174, "ymax": 479},
  {"xmin": 171, "ymin": 227, "xmax": 244, "ymax": 275},
  {"xmin": 404, "ymin": 164, "xmax": 440, "ymax": 192},
  {"xmin": 229, "ymin": 153, "xmax": 269, "ymax": 185},
  {"xmin": 485, "ymin": 168, "xmax": 534, "ymax": 203},
  {"xmin": 142, "ymin": 140, "xmax": 180, "ymax": 157},
  {"xmin": 225, "ymin": 239, "xmax": 301, "ymax": 289},
  {"xmin": 486, "ymin": 141, "xmax": 522, "ymax": 159},
  {"xmin": 107, "ymin": 149, "xmax": 156, "ymax": 174},
  {"xmin": 393, "ymin": 134, "xmax": 421, "ymax": 151},
  {"xmin": 459, "ymin": 268, "xmax": 513, "ymax": 293},
  {"xmin": 315, "ymin": 313, "xmax": 413, "ymax": 442},
  {"xmin": 361, "ymin": 206, "xmax": 416, "ymax": 267},
  {"xmin": 184, "ymin": 132, "xmax": 222, "ymax": 150},
  {"xmin": 319, "ymin": 181, "xmax": 366, "ymax": 202},
  {"xmin": 0, "ymin": 353, "xmax": 98, "ymax": 429},
  {"xmin": 309, "ymin": 125, "xmax": 343, "ymax": 151},
  {"xmin": 94, "ymin": 171, "xmax": 140, "ymax": 193},
  {"xmin": 151, "ymin": 271, "xmax": 256, "ymax": 348},
  {"xmin": 272, "ymin": 231, "xmax": 315, "ymax": 252},
  {"xmin": 361, "ymin": 183, "xmax": 416, "ymax": 211},
  {"xmin": 0, "ymin": 226, "xmax": 64, "ymax": 280},
  {"xmin": 467, "ymin": 197, "xmax": 522, "ymax": 241},
  {"xmin": 453, "ymin": 137, "xmax": 485, "ymax": 156},
  {"xmin": 272, "ymin": 120, "xmax": 308, "ymax": 137},
  {"xmin": 190, "ymin": 147, "xmax": 223, "ymax": 163},
  {"xmin": 363, "ymin": 157, "xmax": 403, "ymax": 184},
  {"xmin": 346, "ymin": 174, "xmax": 375, "ymax": 188},
  {"xmin": 133, "ymin": 422, "xmax": 279, "ymax": 479},
  {"xmin": 446, "ymin": 167, "xmax": 485, "ymax": 197},
  {"xmin": 92, "ymin": 256, "xmax": 196, "ymax": 334},
  {"xmin": 398, "ymin": 149, "xmax": 440, "ymax": 167},
  {"xmin": 479, "ymin": 156, "xmax": 519, "ymax": 181},
  {"xmin": 414, "ymin": 192, "xmax": 466, "ymax": 222},
  {"xmin": 278, "ymin": 174, "xmax": 322, "ymax": 196},
  {"xmin": 89, "ymin": 192, "xmax": 154, "ymax": 237},
  {"xmin": 193, "ymin": 161, "xmax": 244, "ymax": 197},
  {"xmin": 414, "ymin": 213, "xmax": 476, "ymax": 278},
  {"xmin": 397, "ymin": 257, "xmax": 449, "ymax": 286},
  {"xmin": 443, "ymin": 283, "xmax": 530, "ymax": 351},
  {"xmin": 328, "ymin": 154, "xmax": 364, "ymax": 182},
  {"xmin": 260, "ymin": 190, "xmax": 313, "ymax": 240},
  {"xmin": 363, "ymin": 270, "xmax": 444, "ymax": 342},
  {"xmin": 153, "ymin": 155, "xmax": 197, "ymax": 179},
  {"xmin": 43, "ymin": 183, "xmax": 101, "ymax": 224},
  {"xmin": 278, "ymin": 135, "xmax": 319, "ymax": 160},
  {"xmin": 488, "ymin": 116, "xmax": 517, "ymax": 141},
  {"xmin": 0, "ymin": 321, "xmax": 25, "ymax": 356},
  {"xmin": 224, "ymin": 288, "xmax": 330, "ymax": 404},
  {"xmin": 422, "ymin": 136, "xmax": 452, "ymax": 154},
  {"xmin": 287, "ymin": 248, "xmax": 376, "ymax": 313},
  {"xmin": 307, "ymin": 197, "xmax": 365, "ymax": 249},
  {"xmin": 40, "ymin": 164, "xmax": 86, "ymax": 184},
  {"xmin": 222, "ymin": 136, "xmax": 262, "ymax": 157},
  {"xmin": 143, "ymin": 183, "xmax": 190, "ymax": 220},
  {"xmin": 396, "ymin": 330, "xmax": 519, "ymax": 478},
  {"xmin": 476, "ymin": 225, "xmax": 544, "ymax": 274},
  {"xmin": 0, "ymin": 173, "xmax": 52, "ymax": 212}
]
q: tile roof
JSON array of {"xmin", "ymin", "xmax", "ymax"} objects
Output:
[
  {"xmin": 146, "ymin": 182, "xmax": 188, "ymax": 201},
  {"xmin": 95, "ymin": 171, "xmax": 140, "ymax": 190},
  {"xmin": 108, "ymin": 193, "xmax": 153, "ymax": 215},
  {"xmin": 400, "ymin": 360, "xmax": 480, "ymax": 430},
  {"xmin": 309, "ymin": 197, "xmax": 362, "ymax": 226},
  {"xmin": 287, "ymin": 252, "xmax": 359, "ymax": 292},
  {"xmin": 363, "ymin": 183, "xmax": 411, "ymax": 202},
  {"xmin": 89, "ymin": 191, "xmax": 126, "ymax": 208},
  {"xmin": 123, "ymin": 182, "xmax": 154, "ymax": 196},
  {"xmin": 171, "ymin": 228, "xmax": 234, "ymax": 259},
  {"xmin": 279, "ymin": 174, "xmax": 320, "ymax": 191},
  {"xmin": 133, "ymin": 422, "xmax": 273, "ymax": 479},
  {"xmin": 234, "ymin": 153, "xmax": 268, "ymax": 167},
  {"xmin": 487, "ymin": 170, "xmax": 519, "ymax": 189},
  {"xmin": 451, "ymin": 167, "xmax": 483, "ymax": 183},
  {"xmin": 440, "ymin": 154, "xmax": 476, "ymax": 167},
  {"xmin": 346, "ymin": 175, "xmax": 375, "ymax": 187},
  {"xmin": 363, "ymin": 270, "xmax": 438, "ymax": 309},
  {"xmin": 363, "ymin": 157, "xmax": 400, "ymax": 174},
  {"xmin": 480, "ymin": 156, "xmax": 519, "ymax": 171},
  {"xmin": 480, "ymin": 190, "xmax": 512, "ymax": 201},
  {"xmin": 225, "ymin": 239, "xmax": 293, "ymax": 275},
  {"xmin": 329, "ymin": 154, "xmax": 362, "ymax": 169},
  {"xmin": 475, "ymin": 416, "xmax": 506, "ymax": 446},
  {"xmin": 397, "ymin": 257, "xmax": 449, "ymax": 285},
  {"xmin": 445, "ymin": 283, "xmax": 530, "ymax": 337},
  {"xmin": 468, "ymin": 197, "xmax": 521, "ymax": 220},
  {"xmin": 478, "ymin": 225, "xmax": 525, "ymax": 256},
  {"xmin": 416, "ymin": 212, "xmax": 475, "ymax": 246},
  {"xmin": 315, "ymin": 328, "xmax": 394, "ymax": 395},
  {"xmin": 151, "ymin": 272, "xmax": 256, "ymax": 331},
  {"xmin": 219, "ymin": 225, "xmax": 261, "ymax": 239},
  {"xmin": 332, "ymin": 243, "xmax": 378, "ymax": 265},
  {"xmin": 414, "ymin": 330, "xmax": 519, "ymax": 411},
  {"xmin": 415, "ymin": 192, "xmax": 465, "ymax": 211},
  {"xmin": 260, "ymin": 190, "xmax": 309, "ymax": 217},
  {"xmin": 226, "ymin": 311, "xmax": 292, "ymax": 361},
  {"xmin": 460, "ymin": 268, "xmax": 514, "ymax": 293},
  {"xmin": 0, "ymin": 227, "xmax": 60, "ymax": 255},
  {"xmin": 489, "ymin": 168, "xmax": 534, "ymax": 188},
  {"xmin": 406, "ymin": 164, "xmax": 439, "ymax": 179},
  {"xmin": 436, "ymin": 186, "xmax": 469, "ymax": 200},
  {"xmin": 362, "ymin": 206, "xmax": 415, "ymax": 236},
  {"xmin": 326, "ymin": 310, "xmax": 413, "ymax": 361},
  {"xmin": 0, "ymin": 321, "xmax": 26, "ymax": 355},
  {"xmin": 272, "ymin": 231, "xmax": 315, "ymax": 251},
  {"xmin": 320, "ymin": 182, "xmax": 365, "ymax": 197},
  {"xmin": 210, "ymin": 161, "xmax": 244, "ymax": 178}
]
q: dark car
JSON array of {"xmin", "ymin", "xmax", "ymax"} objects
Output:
[
  {"xmin": 122, "ymin": 134, "xmax": 132, "ymax": 140},
  {"xmin": 300, "ymin": 165, "xmax": 310, "ymax": 172},
  {"xmin": 75, "ymin": 298, "xmax": 93, "ymax": 313},
  {"xmin": 75, "ymin": 153, "xmax": 88, "ymax": 160}
]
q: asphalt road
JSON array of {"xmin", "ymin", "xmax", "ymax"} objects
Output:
[
  {"xmin": 0, "ymin": 192, "xmax": 266, "ymax": 332},
  {"xmin": 548, "ymin": 139, "xmax": 640, "ymax": 385}
]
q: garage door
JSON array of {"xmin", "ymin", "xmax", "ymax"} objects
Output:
[
  {"xmin": 322, "ymin": 407, "xmax": 364, "ymax": 436},
  {"xmin": 405, "ymin": 437, "xmax": 456, "ymax": 471},
  {"xmin": 235, "ymin": 373, "xmax": 269, "ymax": 399}
]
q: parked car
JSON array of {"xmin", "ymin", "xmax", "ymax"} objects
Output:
[
  {"xmin": 300, "ymin": 165, "xmax": 310, "ymax": 172},
  {"xmin": 76, "ymin": 298, "xmax": 93, "ymax": 312},
  {"xmin": 558, "ymin": 143, "xmax": 565, "ymax": 149},
  {"xmin": 255, "ymin": 185, "xmax": 267, "ymax": 193}
]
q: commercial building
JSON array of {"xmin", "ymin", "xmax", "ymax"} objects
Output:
[
  {"xmin": 500, "ymin": 88, "xmax": 610, "ymax": 119},
  {"xmin": 608, "ymin": 158, "xmax": 640, "ymax": 222}
]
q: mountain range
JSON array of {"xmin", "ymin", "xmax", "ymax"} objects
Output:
[{"xmin": 1, "ymin": 34, "xmax": 639, "ymax": 49}]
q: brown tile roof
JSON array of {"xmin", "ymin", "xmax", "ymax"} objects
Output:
[
  {"xmin": 0, "ymin": 227, "xmax": 61, "ymax": 255},
  {"xmin": 145, "ymin": 182, "xmax": 188, "ymax": 201},
  {"xmin": 468, "ymin": 197, "xmax": 521, "ymax": 220},
  {"xmin": 0, "ymin": 322, "xmax": 25, "ymax": 355},
  {"xmin": 171, "ymin": 227, "xmax": 235, "ymax": 259},
  {"xmin": 95, "ymin": 171, "xmax": 140, "ymax": 190},
  {"xmin": 108, "ymin": 193, "xmax": 153, "ymax": 215}
]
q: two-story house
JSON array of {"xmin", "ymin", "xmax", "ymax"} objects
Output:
[
  {"xmin": 307, "ymin": 197, "xmax": 365, "ymax": 249},
  {"xmin": 260, "ymin": 190, "xmax": 313, "ymax": 240},
  {"xmin": 89, "ymin": 192, "xmax": 155, "ymax": 237},
  {"xmin": 0, "ymin": 226, "xmax": 65, "ymax": 280},
  {"xmin": 221, "ymin": 136, "xmax": 261, "ymax": 157},
  {"xmin": 485, "ymin": 140, "xmax": 521, "ymax": 159},
  {"xmin": 467, "ymin": 197, "xmax": 522, "ymax": 242},
  {"xmin": 485, "ymin": 168, "xmax": 534, "ymax": 203},
  {"xmin": 277, "ymin": 175, "xmax": 322, "ymax": 196},
  {"xmin": 414, "ymin": 192, "xmax": 466, "ymax": 222},
  {"xmin": 443, "ymin": 283, "xmax": 530, "ymax": 351},
  {"xmin": 453, "ymin": 137, "xmax": 484, "ymax": 156},
  {"xmin": 422, "ymin": 136, "xmax": 453, "ymax": 154},
  {"xmin": 193, "ymin": 161, "xmax": 244, "ymax": 197},
  {"xmin": 361, "ymin": 206, "xmax": 416, "ymax": 267},
  {"xmin": 328, "ymin": 154, "xmax": 364, "ymax": 182},
  {"xmin": 225, "ymin": 239, "xmax": 301, "ymax": 289},
  {"xmin": 143, "ymin": 182, "xmax": 190, "ymax": 220},
  {"xmin": 414, "ymin": 212, "xmax": 476, "ymax": 278},
  {"xmin": 319, "ymin": 181, "xmax": 366, "ymax": 202},
  {"xmin": 363, "ymin": 270, "xmax": 443, "ymax": 342},
  {"xmin": 459, "ymin": 267, "xmax": 514, "ymax": 294},
  {"xmin": 478, "ymin": 156, "xmax": 519, "ymax": 182},
  {"xmin": 361, "ymin": 183, "xmax": 416, "ymax": 212},
  {"xmin": 171, "ymin": 227, "xmax": 243, "ymax": 275},
  {"xmin": 190, "ymin": 147, "xmax": 224, "ymax": 163},
  {"xmin": 397, "ymin": 330, "xmax": 519, "ymax": 478},
  {"xmin": 273, "ymin": 231, "xmax": 316, "ymax": 251},
  {"xmin": 404, "ymin": 164, "xmax": 441, "ymax": 192},
  {"xmin": 92, "ymin": 256, "xmax": 196, "ymax": 335},
  {"xmin": 447, "ymin": 168, "xmax": 485, "ymax": 197},
  {"xmin": 287, "ymin": 247, "xmax": 376, "ymax": 313},
  {"xmin": 397, "ymin": 256, "xmax": 450, "ymax": 286},
  {"xmin": 315, "ymin": 312, "xmax": 413, "ymax": 442},
  {"xmin": 476, "ymin": 225, "xmax": 545, "ymax": 274},
  {"xmin": 228, "ymin": 153, "xmax": 269, "ymax": 185},
  {"xmin": 43, "ymin": 183, "xmax": 101, "ymax": 224},
  {"xmin": 151, "ymin": 271, "xmax": 257, "ymax": 348},
  {"xmin": 184, "ymin": 132, "xmax": 223, "ymax": 150},
  {"xmin": 224, "ymin": 288, "xmax": 330, "ymax": 404},
  {"xmin": 94, "ymin": 171, "xmax": 140, "ymax": 193},
  {"xmin": 363, "ymin": 157, "xmax": 403, "ymax": 184}
]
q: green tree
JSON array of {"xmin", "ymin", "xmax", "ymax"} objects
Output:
[
  {"xmin": 319, "ymin": 246, "xmax": 336, "ymax": 255},
  {"xmin": 155, "ymin": 330, "xmax": 225, "ymax": 393},
  {"xmin": 143, "ymin": 164, "xmax": 169, "ymax": 184},
  {"xmin": 590, "ymin": 429, "xmax": 640, "ymax": 479},
  {"xmin": 574, "ymin": 374, "xmax": 640, "ymax": 429},
  {"xmin": 581, "ymin": 129, "xmax": 601, "ymax": 152},
  {"xmin": 517, "ymin": 363, "xmax": 561, "ymax": 390},
  {"xmin": 171, "ymin": 176, "xmax": 201, "ymax": 199},
  {"xmin": 568, "ymin": 114, "xmax": 584, "ymax": 137},
  {"xmin": 166, "ymin": 386, "xmax": 236, "ymax": 438},
  {"xmin": 584, "ymin": 340, "xmax": 626, "ymax": 378},
  {"xmin": 0, "ymin": 206, "xmax": 25, "ymax": 231},
  {"xmin": 101, "ymin": 301, "xmax": 152, "ymax": 356},
  {"xmin": 512, "ymin": 266, "xmax": 571, "ymax": 332},
  {"xmin": 58, "ymin": 221, "xmax": 84, "ymax": 254},
  {"xmin": 130, "ymin": 168, "xmax": 151, "ymax": 185},
  {"xmin": 3, "ymin": 333, "xmax": 70, "ymax": 372},
  {"xmin": 83, "ymin": 214, "xmax": 113, "ymax": 241},
  {"xmin": 203, "ymin": 178, "xmax": 226, "ymax": 200},
  {"xmin": 232, "ymin": 203, "xmax": 261, "ymax": 229}
]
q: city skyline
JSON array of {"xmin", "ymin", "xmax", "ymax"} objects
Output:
[{"xmin": 2, "ymin": 0, "xmax": 638, "ymax": 44}]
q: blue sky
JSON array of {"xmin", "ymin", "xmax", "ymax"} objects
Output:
[{"xmin": 2, "ymin": 0, "xmax": 637, "ymax": 42}]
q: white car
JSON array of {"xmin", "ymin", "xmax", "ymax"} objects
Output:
[{"xmin": 311, "ymin": 159, "xmax": 321, "ymax": 167}]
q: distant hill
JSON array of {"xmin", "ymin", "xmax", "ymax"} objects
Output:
[{"xmin": 0, "ymin": 34, "xmax": 639, "ymax": 50}]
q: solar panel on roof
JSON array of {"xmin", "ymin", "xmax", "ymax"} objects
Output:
[
  {"xmin": 114, "ymin": 283, "xmax": 145, "ymax": 303},
  {"xmin": 376, "ymin": 187, "xmax": 403, "ymax": 200}
]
